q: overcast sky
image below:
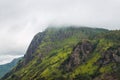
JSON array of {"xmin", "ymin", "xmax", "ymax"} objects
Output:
[{"xmin": 0, "ymin": 0, "xmax": 120, "ymax": 65}]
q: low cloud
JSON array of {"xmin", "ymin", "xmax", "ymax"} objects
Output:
[
  {"xmin": 0, "ymin": 54, "xmax": 23, "ymax": 65},
  {"xmin": 0, "ymin": 0, "xmax": 120, "ymax": 64}
]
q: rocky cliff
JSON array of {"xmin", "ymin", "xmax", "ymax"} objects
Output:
[{"xmin": 1, "ymin": 27, "xmax": 120, "ymax": 80}]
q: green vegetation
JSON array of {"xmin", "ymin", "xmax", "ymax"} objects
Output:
[
  {"xmin": 0, "ymin": 57, "xmax": 22, "ymax": 78},
  {"xmin": 1, "ymin": 27, "xmax": 120, "ymax": 80}
]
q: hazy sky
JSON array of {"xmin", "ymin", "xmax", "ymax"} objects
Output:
[{"xmin": 0, "ymin": 0, "xmax": 120, "ymax": 64}]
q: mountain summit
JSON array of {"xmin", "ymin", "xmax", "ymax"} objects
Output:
[{"xmin": 1, "ymin": 26, "xmax": 120, "ymax": 80}]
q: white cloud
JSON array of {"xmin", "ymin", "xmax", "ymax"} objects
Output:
[
  {"xmin": 0, "ymin": 0, "xmax": 120, "ymax": 64},
  {"xmin": 0, "ymin": 55, "xmax": 23, "ymax": 65}
]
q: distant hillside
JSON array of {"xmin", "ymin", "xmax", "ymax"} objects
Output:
[
  {"xmin": 1, "ymin": 26, "xmax": 120, "ymax": 80},
  {"xmin": 0, "ymin": 57, "xmax": 22, "ymax": 78}
]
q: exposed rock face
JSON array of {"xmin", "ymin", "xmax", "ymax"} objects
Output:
[
  {"xmin": 1, "ymin": 27, "xmax": 119, "ymax": 80},
  {"xmin": 61, "ymin": 41, "xmax": 93, "ymax": 71},
  {"xmin": 97, "ymin": 47, "xmax": 120, "ymax": 66},
  {"xmin": 24, "ymin": 32, "xmax": 45, "ymax": 65}
]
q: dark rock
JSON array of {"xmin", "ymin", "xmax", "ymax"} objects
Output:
[
  {"xmin": 61, "ymin": 41, "xmax": 93, "ymax": 72},
  {"xmin": 23, "ymin": 32, "xmax": 45, "ymax": 65},
  {"xmin": 97, "ymin": 47, "xmax": 120, "ymax": 66}
]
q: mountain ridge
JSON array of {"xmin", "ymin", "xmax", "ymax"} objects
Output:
[
  {"xmin": 1, "ymin": 26, "xmax": 120, "ymax": 80},
  {"xmin": 0, "ymin": 57, "xmax": 22, "ymax": 78}
]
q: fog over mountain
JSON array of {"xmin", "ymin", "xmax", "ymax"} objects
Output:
[{"xmin": 0, "ymin": 0, "xmax": 120, "ymax": 64}]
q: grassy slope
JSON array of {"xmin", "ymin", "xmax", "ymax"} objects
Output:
[{"xmin": 2, "ymin": 27, "xmax": 120, "ymax": 80}]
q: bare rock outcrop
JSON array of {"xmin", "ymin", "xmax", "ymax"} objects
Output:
[
  {"xmin": 97, "ymin": 47, "xmax": 120, "ymax": 66},
  {"xmin": 23, "ymin": 32, "xmax": 45, "ymax": 65},
  {"xmin": 61, "ymin": 41, "xmax": 93, "ymax": 71}
]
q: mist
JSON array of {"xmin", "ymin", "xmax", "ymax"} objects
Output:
[{"xmin": 0, "ymin": 0, "xmax": 120, "ymax": 64}]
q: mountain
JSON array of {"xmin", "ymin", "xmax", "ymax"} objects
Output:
[
  {"xmin": 0, "ymin": 57, "xmax": 22, "ymax": 78},
  {"xmin": 1, "ymin": 26, "xmax": 120, "ymax": 80}
]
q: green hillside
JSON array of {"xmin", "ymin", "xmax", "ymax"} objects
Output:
[
  {"xmin": 0, "ymin": 57, "xmax": 22, "ymax": 78},
  {"xmin": 1, "ymin": 27, "xmax": 120, "ymax": 80}
]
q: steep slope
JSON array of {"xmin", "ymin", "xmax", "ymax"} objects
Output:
[
  {"xmin": 2, "ymin": 26, "xmax": 120, "ymax": 80},
  {"xmin": 0, "ymin": 57, "xmax": 22, "ymax": 78},
  {"xmin": 62, "ymin": 30, "xmax": 120, "ymax": 80}
]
